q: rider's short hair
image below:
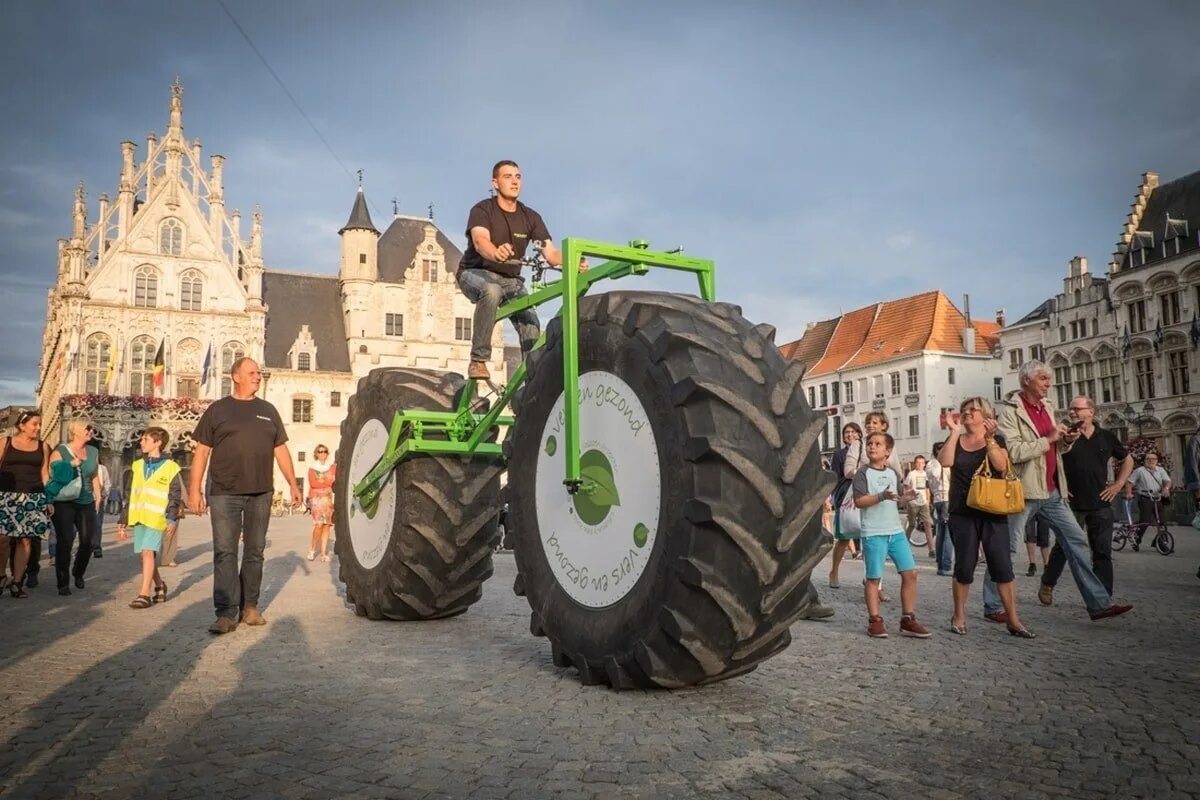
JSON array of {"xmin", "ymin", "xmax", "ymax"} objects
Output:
[{"xmin": 492, "ymin": 160, "xmax": 519, "ymax": 179}]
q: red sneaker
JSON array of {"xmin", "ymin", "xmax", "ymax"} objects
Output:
[
  {"xmin": 983, "ymin": 610, "xmax": 1008, "ymax": 624},
  {"xmin": 1089, "ymin": 604, "xmax": 1133, "ymax": 621},
  {"xmin": 900, "ymin": 613, "xmax": 932, "ymax": 638},
  {"xmin": 867, "ymin": 615, "xmax": 888, "ymax": 638}
]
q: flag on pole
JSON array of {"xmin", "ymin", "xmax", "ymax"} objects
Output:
[
  {"xmin": 1190, "ymin": 312, "xmax": 1200, "ymax": 349},
  {"xmin": 1121, "ymin": 325, "xmax": 1132, "ymax": 358},
  {"xmin": 201, "ymin": 341, "xmax": 213, "ymax": 388},
  {"xmin": 104, "ymin": 339, "xmax": 118, "ymax": 391},
  {"xmin": 1154, "ymin": 319, "xmax": 1164, "ymax": 352},
  {"xmin": 151, "ymin": 338, "xmax": 166, "ymax": 391}
]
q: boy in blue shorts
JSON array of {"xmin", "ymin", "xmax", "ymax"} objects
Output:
[{"xmin": 852, "ymin": 432, "xmax": 932, "ymax": 639}]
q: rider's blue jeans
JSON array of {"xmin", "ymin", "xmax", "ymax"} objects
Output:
[{"xmin": 456, "ymin": 268, "xmax": 540, "ymax": 362}]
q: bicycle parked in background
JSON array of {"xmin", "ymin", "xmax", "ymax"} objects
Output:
[{"xmin": 1112, "ymin": 496, "xmax": 1174, "ymax": 555}]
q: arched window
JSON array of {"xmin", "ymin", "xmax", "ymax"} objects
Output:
[
  {"xmin": 160, "ymin": 218, "xmax": 183, "ymax": 256},
  {"xmin": 134, "ymin": 266, "xmax": 158, "ymax": 308},
  {"xmin": 180, "ymin": 270, "xmax": 203, "ymax": 311},
  {"xmin": 129, "ymin": 336, "xmax": 157, "ymax": 397},
  {"xmin": 297, "ymin": 352, "xmax": 311, "ymax": 371},
  {"xmin": 220, "ymin": 341, "xmax": 245, "ymax": 397},
  {"xmin": 83, "ymin": 333, "xmax": 111, "ymax": 394}
]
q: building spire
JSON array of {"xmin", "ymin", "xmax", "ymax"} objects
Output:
[
  {"xmin": 339, "ymin": 184, "xmax": 378, "ymax": 235},
  {"xmin": 72, "ymin": 182, "xmax": 86, "ymax": 241}
]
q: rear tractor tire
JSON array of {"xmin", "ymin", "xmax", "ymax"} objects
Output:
[
  {"xmin": 506, "ymin": 291, "xmax": 833, "ymax": 688},
  {"xmin": 334, "ymin": 368, "xmax": 503, "ymax": 620}
]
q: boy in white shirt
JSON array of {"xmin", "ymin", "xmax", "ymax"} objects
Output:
[{"xmin": 852, "ymin": 432, "xmax": 932, "ymax": 639}]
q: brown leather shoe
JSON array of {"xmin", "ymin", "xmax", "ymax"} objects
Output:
[
  {"xmin": 209, "ymin": 617, "xmax": 238, "ymax": 634},
  {"xmin": 1089, "ymin": 604, "xmax": 1133, "ymax": 621},
  {"xmin": 240, "ymin": 606, "xmax": 267, "ymax": 626},
  {"xmin": 1038, "ymin": 584, "xmax": 1054, "ymax": 606},
  {"xmin": 468, "ymin": 361, "xmax": 490, "ymax": 380}
]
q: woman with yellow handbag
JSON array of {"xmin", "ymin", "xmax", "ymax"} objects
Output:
[{"xmin": 937, "ymin": 397, "xmax": 1034, "ymax": 638}]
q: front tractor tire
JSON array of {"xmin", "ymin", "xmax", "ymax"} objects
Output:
[
  {"xmin": 334, "ymin": 368, "xmax": 503, "ymax": 620},
  {"xmin": 506, "ymin": 291, "xmax": 833, "ymax": 689}
]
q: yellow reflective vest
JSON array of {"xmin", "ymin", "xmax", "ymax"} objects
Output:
[{"xmin": 128, "ymin": 458, "xmax": 182, "ymax": 531}]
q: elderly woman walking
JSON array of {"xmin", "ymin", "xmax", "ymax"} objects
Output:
[
  {"xmin": 46, "ymin": 420, "xmax": 102, "ymax": 596},
  {"xmin": 306, "ymin": 445, "xmax": 336, "ymax": 562},
  {"xmin": 939, "ymin": 397, "xmax": 1033, "ymax": 637},
  {"xmin": 0, "ymin": 410, "xmax": 53, "ymax": 598}
]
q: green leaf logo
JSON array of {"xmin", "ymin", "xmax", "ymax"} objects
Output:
[
  {"xmin": 573, "ymin": 449, "xmax": 620, "ymax": 526},
  {"xmin": 545, "ymin": 435, "xmax": 557, "ymax": 456},
  {"xmin": 633, "ymin": 523, "xmax": 649, "ymax": 548}
]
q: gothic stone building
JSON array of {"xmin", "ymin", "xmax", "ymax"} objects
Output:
[
  {"xmin": 35, "ymin": 83, "xmax": 506, "ymax": 489},
  {"xmin": 999, "ymin": 170, "xmax": 1200, "ymax": 475}
]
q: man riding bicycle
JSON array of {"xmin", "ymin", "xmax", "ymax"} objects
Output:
[{"xmin": 457, "ymin": 160, "xmax": 582, "ymax": 381}]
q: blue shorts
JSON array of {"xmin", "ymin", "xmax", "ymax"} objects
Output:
[
  {"xmin": 862, "ymin": 532, "xmax": 916, "ymax": 580},
  {"xmin": 132, "ymin": 523, "xmax": 164, "ymax": 554}
]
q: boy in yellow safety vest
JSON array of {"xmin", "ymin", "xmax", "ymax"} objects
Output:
[{"xmin": 116, "ymin": 427, "xmax": 183, "ymax": 609}]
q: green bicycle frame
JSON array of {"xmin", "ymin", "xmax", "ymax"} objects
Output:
[{"xmin": 352, "ymin": 238, "xmax": 715, "ymax": 511}]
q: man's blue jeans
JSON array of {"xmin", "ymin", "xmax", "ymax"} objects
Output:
[
  {"xmin": 209, "ymin": 492, "xmax": 272, "ymax": 620},
  {"xmin": 456, "ymin": 268, "xmax": 541, "ymax": 362},
  {"xmin": 933, "ymin": 501, "xmax": 952, "ymax": 573},
  {"xmin": 983, "ymin": 490, "xmax": 1111, "ymax": 615}
]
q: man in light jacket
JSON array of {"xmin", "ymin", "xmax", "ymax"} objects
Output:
[{"xmin": 989, "ymin": 361, "xmax": 1132, "ymax": 622}]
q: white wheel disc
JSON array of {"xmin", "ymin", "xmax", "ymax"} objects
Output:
[
  {"xmin": 535, "ymin": 371, "xmax": 661, "ymax": 608},
  {"xmin": 346, "ymin": 419, "xmax": 398, "ymax": 570}
]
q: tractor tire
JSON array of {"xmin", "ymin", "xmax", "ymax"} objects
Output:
[
  {"xmin": 334, "ymin": 367, "xmax": 503, "ymax": 620},
  {"xmin": 506, "ymin": 291, "xmax": 833, "ymax": 688}
]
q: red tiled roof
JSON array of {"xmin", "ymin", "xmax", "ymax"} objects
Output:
[
  {"xmin": 779, "ymin": 291, "xmax": 998, "ymax": 377},
  {"xmin": 779, "ymin": 318, "xmax": 838, "ymax": 368}
]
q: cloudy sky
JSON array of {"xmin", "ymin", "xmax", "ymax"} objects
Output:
[{"xmin": 3, "ymin": 0, "xmax": 1200, "ymax": 405}]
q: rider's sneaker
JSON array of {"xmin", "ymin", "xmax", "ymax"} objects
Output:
[{"xmin": 468, "ymin": 361, "xmax": 490, "ymax": 380}]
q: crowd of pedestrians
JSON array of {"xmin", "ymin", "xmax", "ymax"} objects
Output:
[
  {"xmin": 0, "ymin": 358, "xmax": 325, "ymax": 637},
  {"xmin": 826, "ymin": 360, "xmax": 1144, "ymax": 639}
]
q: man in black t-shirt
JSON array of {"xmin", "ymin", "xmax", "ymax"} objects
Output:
[
  {"xmin": 457, "ymin": 160, "xmax": 578, "ymax": 381},
  {"xmin": 1040, "ymin": 395, "xmax": 1133, "ymax": 604},
  {"xmin": 189, "ymin": 357, "xmax": 302, "ymax": 634}
]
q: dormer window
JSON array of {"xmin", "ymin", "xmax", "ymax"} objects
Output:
[
  {"xmin": 288, "ymin": 324, "xmax": 318, "ymax": 372},
  {"xmin": 1165, "ymin": 217, "xmax": 1189, "ymax": 256},
  {"xmin": 422, "ymin": 258, "xmax": 438, "ymax": 281},
  {"xmin": 1130, "ymin": 231, "xmax": 1154, "ymax": 267}
]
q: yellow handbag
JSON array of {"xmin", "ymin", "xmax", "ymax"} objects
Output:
[{"xmin": 966, "ymin": 448, "xmax": 1025, "ymax": 515}]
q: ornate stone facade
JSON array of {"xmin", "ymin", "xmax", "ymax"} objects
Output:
[{"xmin": 35, "ymin": 83, "xmax": 504, "ymax": 490}]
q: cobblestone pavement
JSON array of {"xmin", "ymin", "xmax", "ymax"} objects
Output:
[{"xmin": 1, "ymin": 515, "xmax": 1197, "ymax": 800}]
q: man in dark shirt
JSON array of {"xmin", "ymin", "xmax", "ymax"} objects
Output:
[
  {"xmin": 189, "ymin": 357, "xmax": 302, "ymax": 634},
  {"xmin": 457, "ymin": 160, "xmax": 576, "ymax": 381},
  {"xmin": 1040, "ymin": 395, "xmax": 1133, "ymax": 604}
]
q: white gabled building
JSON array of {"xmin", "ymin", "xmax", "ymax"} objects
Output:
[{"xmin": 780, "ymin": 291, "xmax": 1004, "ymax": 468}]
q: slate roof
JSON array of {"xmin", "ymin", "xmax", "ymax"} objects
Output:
[
  {"xmin": 781, "ymin": 291, "xmax": 998, "ymax": 378},
  {"xmin": 262, "ymin": 271, "xmax": 351, "ymax": 372},
  {"xmin": 1121, "ymin": 169, "xmax": 1200, "ymax": 270},
  {"xmin": 339, "ymin": 188, "xmax": 378, "ymax": 235},
  {"xmin": 377, "ymin": 215, "xmax": 464, "ymax": 283},
  {"xmin": 1012, "ymin": 298, "xmax": 1054, "ymax": 326}
]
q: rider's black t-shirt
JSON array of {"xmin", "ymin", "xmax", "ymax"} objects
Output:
[{"xmin": 460, "ymin": 198, "xmax": 550, "ymax": 278}]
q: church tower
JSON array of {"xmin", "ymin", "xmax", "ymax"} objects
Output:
[{"xmin": 339, "ymin": 186, "xmax": 380, "ymax": 361}]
